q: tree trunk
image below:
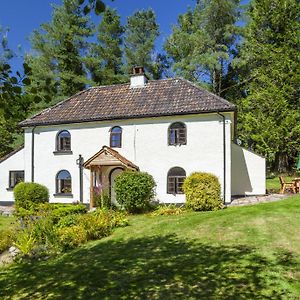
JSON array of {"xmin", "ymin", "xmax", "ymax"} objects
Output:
[{"xmin": 274, "ymin": 152, "xmax": 289, "ymax": 173}]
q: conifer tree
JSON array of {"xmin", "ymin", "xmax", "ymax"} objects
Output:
[
  {"xmin": 165, "ymin": 0, "xmax": 240, "ymax": 95},
  {"xmin": 124, "ymin": 9, "xmax": 162, "ymax": 78},
  {"xmin": 27, "ymin": 0, "xmax": 93, "ymax": 99},
  {"xmin": 237, "ymin": 0, "xmax": 300, "ymax": 172},
  {"xmin": 86, "ymin": 7, "xmax": 125, "ymax": 85}
]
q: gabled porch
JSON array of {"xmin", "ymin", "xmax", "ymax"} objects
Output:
[{"xmin": 83, "ymin": 146, "xmax": 139, "ymax": 208}]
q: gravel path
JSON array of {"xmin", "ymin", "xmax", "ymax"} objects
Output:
[{"xmin": 228, "ymin": 193, "xmax": 294, "ymax": 207}]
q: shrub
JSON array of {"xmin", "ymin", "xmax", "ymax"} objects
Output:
[
  {"xmin": 0, "ymin": 228, "xmax": 16, "ymax": 253},
  {"xmin": 183, "ymin": 172, "xmax": 222, "ymax": 211},
  {"xmin": 94, "ymin": 188, "xmax": 111, "ymax": 209},
  {"xmin": 151, "ymin": 205, "xmax": 186, "ymax": 216},
  {"xmin": 115, "ymin": 171, "xmax": 156, "ymax": 213},
  {"xmin": 14, "ymin": 229, "xmax": 37, "ymax": 256},
  {"xmin": 57, "ymin": 225, "xmax": 87, "ymax": 250},
  {"xmin": 50, "ymin": 204, "xmax": 87, "ymax": 223},
  {"xmin": 14, "ymin": 182, "xmax": 49, "ymax": 212}
]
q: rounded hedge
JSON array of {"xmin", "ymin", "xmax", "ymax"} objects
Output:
[
  {"xmin": 115, "ymin": 171, "xmax": 156, "ymax": 213},
  {"xmin": 14, "ymin": 182, "xmax": 49, "ymax": 211},
  {"xmin": 183, "ymin": 172, "xmax": 222, "ymax": 211}
]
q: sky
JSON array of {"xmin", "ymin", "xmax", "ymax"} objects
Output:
[{"xmin": 0, "ymin": 0, "xmax": 197, "ymax": 71}]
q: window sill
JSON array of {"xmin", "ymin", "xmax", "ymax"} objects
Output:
[
  {"xmin": 168, "ymin": 144, "xmax": 186, "ymax": 147},
  {"xmin": 6, "ymin": 188, "xmax": 13, "ymax": 191},
  {"xmin": 53, "ymin": 193, "xmax": 73, "ymax": 198},
  {"xmin": 53, "ymin": 150, "xmax": 73, "ymax": 155}
]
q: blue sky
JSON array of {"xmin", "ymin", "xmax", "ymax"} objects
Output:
[{"xmin": 0, "ymin": 0, "xmax": 197, "ymax": 71}]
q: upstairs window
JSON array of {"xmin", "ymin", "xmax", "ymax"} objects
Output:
[
  {"xmin": 167, "ymin": 167, "xmax": 186, "ymax": 194},
  {"xmin": 56, "ymin": 170, "xmax": 72, "ymax": 194},
  {"xmin": 110, "ymin": 126, "xmax": 122, "ymax": 148},
  {"xmin": 9, "ymin": 171, "xmax": 24, "ymax": 189},
  {"xmin": 56, "ymin": 130, "xmax": 71, "ymax": 151},
  {"xmin": 168, "ymin": 122, "xmax": 186, "ymax": 146}
]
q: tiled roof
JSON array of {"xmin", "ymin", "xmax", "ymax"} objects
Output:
[
  {"xmin": 20, "ymin": 78, "xmax": 235, "ymax": 127},
  {"xmin": 0, "ymin": 145, "xmax": 24, "ymax": 164},
  {"xmin": 84, "ymin": 146, "xmax": 139, "ymax": 170}
]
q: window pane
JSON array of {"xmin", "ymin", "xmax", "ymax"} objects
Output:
[
  {"xmin": 9, "ymin": 171, "xmax": 24, "ymax": 188},
  {"xmin": 169, "ymin": 130, "xmax": 176, "ymax": 145},
  {"xmin": 57, "ymin": 131, "xmax": 71, "ymax": 151},
  {"xmin": 57, "ymin": 170, "xmax": 71, "ymax": 180},
  {"xmin": 111, "ymin": 133, "xmax": 121, "ymax": 147}
]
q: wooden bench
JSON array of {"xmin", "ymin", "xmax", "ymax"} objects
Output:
[{"xmin": 279, "ymin": 176, "xmax": 296, "ymax": 194}]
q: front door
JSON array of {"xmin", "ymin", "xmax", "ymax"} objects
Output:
[{"xmin": 110, "ymin": 168, "xmax": 123, "ymax": 205}]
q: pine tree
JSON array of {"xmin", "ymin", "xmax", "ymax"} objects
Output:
[
  {"xmin": 165, "ymin": 0, "xmax": 240, "ymax": 96},
  {"xmin": 124, "ymin": 9, "xmax": 161, "ymax": 78},
  {"xmin": 86, "ymin": 7, "xmax": 125, "ymax": 85},
  {"xmin": 27, "ymin": 0, "xmax": 94, "ymax": 98},
  {"xmin": 237, "ymin": 0, "xmax": 300, "ymax": 172}
]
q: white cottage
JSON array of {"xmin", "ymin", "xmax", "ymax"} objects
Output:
[{"xmin": 0, "ymin": 68, "xmax": 266, "ymax": 207}]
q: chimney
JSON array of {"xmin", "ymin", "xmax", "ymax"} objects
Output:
[{"xmin": 130, "ymin": 66, "xmax": 148, "ymax": 88}]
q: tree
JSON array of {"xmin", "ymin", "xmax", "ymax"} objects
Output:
[
  {"xmin": 124, "ymin": 9, "xmax": 162, "ymax": 78},
  {"xmin": 86, "ymin": 7, "xmax": 125, "ymax": 85},
  {"xmin": 0, "ymin": 28, "xmax": 35, "ymax": 157},
  {"xmin": 165, "ymin": 0, "xmax": 241, "ymax": 96},
  {"xmin": 237, "ymin": 0, "xmax": 300, "ymax": 172},
  {"xmin": 27, "ymin": 0, "xmax": 94, "ymax": 98}
]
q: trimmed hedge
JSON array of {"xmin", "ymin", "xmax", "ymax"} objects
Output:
[
  {"xmin": 183, "ymin": 172, "xmax": 222, "ymax": 211},
  {"xmin": 115, "ymin": 171, "xmax": 156, "ymax": 213},
  {"xmin": 14, "ymin": 182, "xmax": 49, "ymax": 211}
]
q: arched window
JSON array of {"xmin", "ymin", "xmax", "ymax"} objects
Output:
[
  {"xmin": 110, "ymin": 126, "xmax": 122, "ymax": 148},
  {"xmin": 56, "ymin": 170, "xmax": 72, "ymax": 194},
  {"xmin": 168, "ymin": 122, "xmax": 186, "ymax": 146},
  {"xmin": 167, "ymin": 167, "xmax": 186, "ymax": 194},
  {"xmin": 56, "ymin": 130, "xmax": 71, "ymax": 151}
]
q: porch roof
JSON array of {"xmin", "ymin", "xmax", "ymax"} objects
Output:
[{"xmin": 83, "ymin": 146, "xmax": 139, "ymax": 170}]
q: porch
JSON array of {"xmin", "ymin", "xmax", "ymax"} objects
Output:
[{"xmin": 83, "ymin": 146, "xmax": 139, "ymax": 208}]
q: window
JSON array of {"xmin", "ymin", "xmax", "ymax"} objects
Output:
[
  {"xmin": 56, "ymin": 130, "xmax": 71, "ymax": 151},
  {"xmin": 56, "ymin": 170, "xmax": 72, "ymax": 194},
  {"xmin": 110, "ymin": 126, "xmax": 122, "ymax": 148},
  {"xmin": 168, "ymin": 122, "xmax": 186, "ymax": 146},
  {"xmin": 9, "ymin": 171, "xmax": 24, "ymax": 189},
  {"xmin": 167, "ymin": 167, "xmax": 186, "ymax": 194}
]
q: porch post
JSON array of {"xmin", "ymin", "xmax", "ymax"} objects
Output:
[{"xmin": 90, "ymin": 168, "xmax": 95, "ymax": 209}]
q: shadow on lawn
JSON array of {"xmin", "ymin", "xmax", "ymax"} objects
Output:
[{"xmin": 0, "ymin": 234, "xmax": 296, "ymax": 299}]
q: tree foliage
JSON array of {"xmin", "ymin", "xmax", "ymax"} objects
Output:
[
  {"xmin": 27, "ymin": 0, "xmax": 94, "ymax": 98},
  {"xmin": 124, "ymin": 9, "xmax": 163, "ymax": 79},
  {"xmin": 165, "ymin": 0, "xmax": 241, "ymax": 95},
  {"xmin": 86, "ymin": 7, "xmax": 125, "ymax": 85},
  {"xmin": 236, "ymin": 0, "xmax": 300, "ymax": 172}
]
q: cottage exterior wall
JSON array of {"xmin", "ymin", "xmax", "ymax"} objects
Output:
[
  {"xmin": 19, "ymin": 113, "xmax": 233, "ymax": 204},
  {"xmin": 0, "ymin": 148, "xmax": 25, "ymax": 203}
]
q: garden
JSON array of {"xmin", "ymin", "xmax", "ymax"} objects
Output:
[{"xmin": 1, "ymin": 171, "xmax": 300, "ymax": 298}]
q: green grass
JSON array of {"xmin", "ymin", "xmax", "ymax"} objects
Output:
[
  {"xmin": 0, "ymin": 216, "xmax": 15, "ymax": 230},
  {"xmin": 266, "ymin": 176, "xmax": 294, "ymax": 192},
  {"xmin": 1, "ymin": 197, "xmax": 300, "ymax": 299}
]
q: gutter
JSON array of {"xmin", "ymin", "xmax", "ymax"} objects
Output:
[
  {"xmin": 31, "ymin": 126, "xmax": 36, "ymax": 182},
  {"xmin": 76, "ymin": 155, "xmax": 84, "ymax": 203},
  {"xmin": 217, "ymin": 112, "xmax": 226, "ymax": 204}
]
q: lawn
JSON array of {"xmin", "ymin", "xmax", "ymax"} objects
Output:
[
  {"xmin": 1, "ymin": 196, "xmax": 300, "ymax": 299},
  {"xmin": 266, "ymin": 176, "xmax": 295, "ymax": 192},
  {"xmin": 0, "ymin": 215, "xmax": 15, "ymax": 230}
]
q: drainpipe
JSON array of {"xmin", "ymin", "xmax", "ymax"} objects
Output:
[
  {"xmin": 217, "ymin": 112, "xmax": 226, "ymax": 204},
  {"xmin": 76, "ymin": 155, "xmax": 84, "ymax": 203},
  {"xmin": 31, "ymin": 126, "xmax": 36, "ymax": 182}
]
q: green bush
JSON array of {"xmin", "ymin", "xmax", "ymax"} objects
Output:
[
  {"xmin": 183, "ymin": 172, "xmax": 222, "ymax": 211},
  {"xmin": 0, "ymin": 228, "xmax": 16, "ymax": 253},
  {"xmin": 151, "ymin": 205, "xmax": 186, "ymax": 216},
  {"xmin": 50, "ymin": 204, "xmax": 87, "ymax": 223},
  {"xmin": 14, "ymin": 182, "xmax": 49, "ymax": 212},
  {"xmin": 115, "ymin": 171, "xmax": 156, "ymax": 213},
  {"xmin": 57, "ymin": 225, "xmax": 87, "ymax": 250},
  {"xmin": 14, "ymin": 229, "xmax": 37, "ymax": 256}
]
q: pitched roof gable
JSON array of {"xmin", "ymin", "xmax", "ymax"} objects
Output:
[
  {"xmin": 20, "ymin": 78, "xmax": 235, "ymax": 127},
  {"xmin": 84, "ymin": 146, "xmax": 139, "ymax": 170}
]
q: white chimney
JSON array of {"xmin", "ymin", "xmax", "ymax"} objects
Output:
[{"xmin": 130, "ymin": 66, "xmax": 148, "ymax": 88}]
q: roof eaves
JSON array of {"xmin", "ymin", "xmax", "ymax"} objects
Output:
[{"xmin": 0, "ymin": 145, "xmax": 24, "ymax": 164}]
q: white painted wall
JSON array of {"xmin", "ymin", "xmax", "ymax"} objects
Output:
[
  {"xmin": 18, "ymin": 112, "xmax": 233, "ymax": 205},
  {"xmin": 231, "ymin": 143, "xmax": 266, "ymax": 195},
  {"xmin": 0, "ymin": 148, "xmax": 25, "ymax": 203}
]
